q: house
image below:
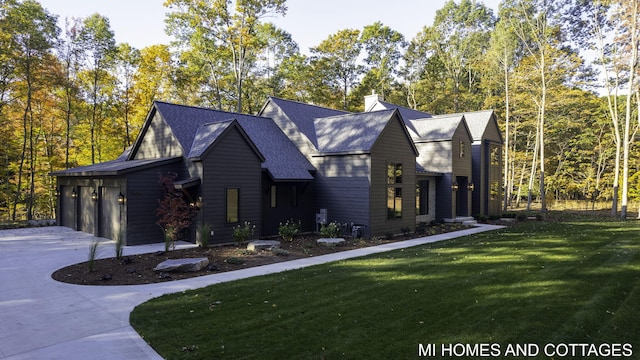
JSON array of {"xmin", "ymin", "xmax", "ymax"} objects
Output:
[
  {"xmin": 364, "ymin": 94, "xmax": 502, "ymax": 218},
  {"xmin": 260, "ymin": 97, "xmax": 419, "ymax": 237},
  {"xmin": 52, "ymin": 95, "xmax": 501, "ymax": 246},
  {"xmin": 52, "ymin": 101, "xmax": 316, "ymax": 245}
]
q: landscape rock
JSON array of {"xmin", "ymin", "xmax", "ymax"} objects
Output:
[
  {"xmin": 154, "ymin": 258, "xmax": 209, "ymax": 272},
  {"xmin": 317, "ymin": 238, "xmax": 346, "ymax": 246},
  {"xmin": 247, "ymin": 240, "xmax": 281, "ymax": 251}
]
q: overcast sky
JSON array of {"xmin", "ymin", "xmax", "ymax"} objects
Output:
[{"xmin": 37, "ymin": 0, "xmax": 501, "ymax": 53}]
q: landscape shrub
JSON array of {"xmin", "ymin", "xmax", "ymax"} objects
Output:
[
  {"xmin": 278, "ymin": 219, "xmax": 300, "ymax": 242},
  {"xmin": 233, "ymin": 221, "xmax": 255, "ymax": 244},
  {"xmin": 320, "ymin": 221, "xmax": 341, "ymax": 238}
]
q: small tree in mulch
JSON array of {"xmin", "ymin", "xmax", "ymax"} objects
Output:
[{"xmin": 156, "ymin": 173, "xmax": 195, "ymax": 251}]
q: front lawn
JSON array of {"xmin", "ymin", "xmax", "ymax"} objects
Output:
[{"xmin": 130, "ymin": 215, "xmax": 640, "ymax": 359}]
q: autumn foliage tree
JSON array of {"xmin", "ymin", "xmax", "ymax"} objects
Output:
[{"xmin": 156, "ymin": 173, "xmax": 194, "ymax": 251}]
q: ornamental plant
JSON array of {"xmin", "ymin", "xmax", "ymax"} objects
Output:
[
  {"xmin": 156, "ymin": 173, "xmax": 195, "ymax": 251},
  {"xmin": 320, "ymin": 221, "xmax": 342, "ymax": 238},
  {"xmin": 278, "ymin": 219, "xmax": 300, "ymax": 242},
  {"xmin": 233, "ymin": 221, "xmax": 255, "ymax": 244}
]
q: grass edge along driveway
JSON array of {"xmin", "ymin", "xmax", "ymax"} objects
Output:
[{"xmin": 131, "ymin": 216, "xmax": 640, "ymax": 359}]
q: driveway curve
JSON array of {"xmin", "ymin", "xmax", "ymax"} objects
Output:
[{"xmin": 0, "ymin": 224, "xmax": 502, "ymax": 360}]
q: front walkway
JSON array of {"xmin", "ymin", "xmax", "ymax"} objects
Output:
[{"xmin": 0, "ymin": 224, "xmax": 503, "ymax": 360}]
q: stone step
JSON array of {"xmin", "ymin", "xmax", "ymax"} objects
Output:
[{"xmin": 444, "ymin": 216, "xmax": 476, "ymax": 223}]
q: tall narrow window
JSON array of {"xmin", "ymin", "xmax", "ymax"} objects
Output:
[
  {"xmin": 459, "ymin": 141, "xmax": 465, "ymax": 158},
  {"xmin": 416, "ymin": 180, "xmax": 429, "ymax": 215},
  {"xmin": 491, "ymin": 146, "xmax": 500, "ymax": 166},
  {"xmin": 387, "ymin": 163, "xmax": 403, "ymax": 219},
  {"xmin": 226, "ymin": 188, "xmax": 239, "ymax": 223},
  {"xmin": 270, "ymin": 185, "xmax": 277, "ymax": 208},
  {"xmin": 291, "ymin": 185, "xmax": 298, "ymax": 207}
]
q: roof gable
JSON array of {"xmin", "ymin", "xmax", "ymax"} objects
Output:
[{"xmin": 188, "ymin": 119, "xmax": 265, "ymax": 162}]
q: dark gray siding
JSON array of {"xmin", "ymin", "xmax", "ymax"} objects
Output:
[
  {"xmin": 125, "ymin": 162, "xmax": 185, "ymax": 245},
  {"xmin": 200, "ymin": 127, "xmax": 263, "ymax": 244},
  {"xmin": 370, "ymin": 115, "xmax": 417, "ymax": 236},
  {"xmin": 312, "ymin": 154, "xmax": 371, "ymax": 234},
  {"xmin": 133, "ymin": 112, "xmax": 184, "ymax": 159}
]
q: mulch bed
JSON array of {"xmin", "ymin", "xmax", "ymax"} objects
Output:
[{"xmin": 52, "ymin": 225, "xmax": 470, "ymax": 286}]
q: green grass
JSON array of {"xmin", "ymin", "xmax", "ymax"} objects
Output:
[{"xmin": 130, "ymin": 215, "xmax": 640, "ymax": 359}]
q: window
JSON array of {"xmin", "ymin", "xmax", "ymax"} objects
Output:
[
  {"xmin": 490, "ymin": 182, "xmax": 500, "ymax": 201},
  {"xmin": 491, "ymin": 146, "xmax": 500, "ymax": 166},
  {"xmin": 226, "ymin": 188, "xmax": 239, "ymax": 223},
  {"xmin": 291, "ymin": 185, "xmax": 298, "ymax": 207},
  {"xmin": 270, "ymin": 185, "xmax": 277, "ymax": 208},
  {"xmin": 387, "ymin": 163, "xmax": 402, "ymax": 184},
  {"xmin": 387, "ymin": 163, "xmax": 403, "ymax": 219},
  {"xmin": 459, "ymin": 141, "xmax": 465, "ymax": 158},
  {"xmin": 416, "ymin": 180, "xmax": 429, "ymax": 215}
]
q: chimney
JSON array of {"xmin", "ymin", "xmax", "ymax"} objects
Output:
[{"xmin": 364, "ymin": 91, "xmax": 383, "ymax": 112}]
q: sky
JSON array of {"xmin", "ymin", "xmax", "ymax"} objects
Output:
[{"xmin": 37, "ymin": 0, "xmax": 502, "ymax": 53}]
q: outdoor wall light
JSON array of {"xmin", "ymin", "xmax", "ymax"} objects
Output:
[
  {"xmin": 55, "ymin": 188, "xmax": 60, "ymax": 197},
  {"xmin": 468, "ymin": 183, "xmax": 475, "ymax": 192},
  {"xmin": 452, "ymin": 182, "xmax": 459, "ymax": 191},
  {"xmin": 71, "ymin": 189, "xmax": 77, "ymax": 198},
  {"xmin": 117, "ymin": 192, "xmax": 125, "ymax": 205},
  {"xmin": 91, "ymin": 189, "xmax": 98, "ymax": 201}
]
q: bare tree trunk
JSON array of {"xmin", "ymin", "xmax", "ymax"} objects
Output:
[
  {"xmin": 527, "ymin": 126, "xmax": 540, "ymax": 211},
  {"xmin": 539, "ymin": 48, "xmax": 547, "ymax": 213},
  {"xmin": 503, "ymin": 47, "xmax": 510, "ymax": 212},
  {"xmin": 621, "ymin": 0, "xmax": 638, "ymax": 219}
]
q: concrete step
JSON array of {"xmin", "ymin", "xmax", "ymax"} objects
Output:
[{"xmin": 444, "ymin": 216, "xmax": 476, "ymax": 224}]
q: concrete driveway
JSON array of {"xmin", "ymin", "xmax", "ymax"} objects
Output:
[{"xmin": 0, "ymin": 224, "xmax": 503, "ymax": 360}]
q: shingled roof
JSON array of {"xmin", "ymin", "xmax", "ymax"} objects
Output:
[
  {"xmin": 410, "ymin": 114, "xmax": 468, "ymax": 142},
  {"xmin": 50, "ymin": 157, "xmax": 182, "ymax": 176},
  {"xmin": 151, "ymin": 101, "xmax": 315, "ymax": 181},
  {"xmin": 263, "ymin": 97, "xmax": 350, "ymax": 149},
  {"xmin": 314, "ymin": 109, "xmax": 399, "ymax": 155},
  {"xmin": 445, "ymin": 110, "xmax": 498, "ymax": 141}
]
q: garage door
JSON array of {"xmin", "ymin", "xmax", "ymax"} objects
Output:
[
  {"xmin": 99, "ymin": 187, "xmax": 121, "ymax": 240},
  {"xmin": 59, "ymin": 186, "xmax": 75, "ymax": 228},
  {"xmin": 78, "ymin": 186, "xmax": 96, "ymax": 234}
]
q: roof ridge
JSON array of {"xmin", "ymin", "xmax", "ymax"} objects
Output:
[
  {"xmin": 154, "ymin": 100, "xmax": 269, "ymax": 120},
  {"xmin": 269, "ymin": 96, "xmax": 351, "ymax": 114}
]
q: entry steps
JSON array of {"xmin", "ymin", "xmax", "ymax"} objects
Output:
[{"xmin": 443, "ymin": 216, "xmax": 478, "ymax": 226}]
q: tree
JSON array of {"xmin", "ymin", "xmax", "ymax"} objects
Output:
[
  {"xmin": 114, "ymin": 43, "xmax": 140, "ymax": 149},
  {"xmin": 156, "ymin": 173, "xmax": 194, "ymax": 251},
  {"xmin": 310, "ymin": 28, "xmax": 363, "ymax": 110},
  {"xmin": 56, "ymin": 16, "xmax": 83, "ymax": 169},
  {"xmin": 423, "ymin": 0, "xmax": 495, "ymax": 112},
  {"xmin": 619, "ymin": 0, "xmax": 639, "ymax": 219},
  {"xmin": 484, "ymin": 9, "xmax": 522, "ymax": 210},
  {"xmin": 3, "ymin": 0, "xmax": 58, "ymax": 220},
  {"xmin": 360, "ymin": 21, "xmax": 406, "ymax": 99},
  {"xmin": 79, "ymin": 13, "xmax": 116, "ymax": 164},
  {"xmin": 506, "ymin": 0, "xmax": 566, "ymax": 212},
  {"xmin": 164, "ymin": 0, "xmax": 287, "ymax": 112}
]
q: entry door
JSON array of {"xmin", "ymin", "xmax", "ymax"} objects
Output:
[{"xmin": 456, "ymin": 177, "xmax": 468, "ymax": 217}]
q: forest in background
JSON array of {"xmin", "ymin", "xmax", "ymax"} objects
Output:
[{"xmin": 1, "ymin": 0, "xmax": 639, "ymax": 221}]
